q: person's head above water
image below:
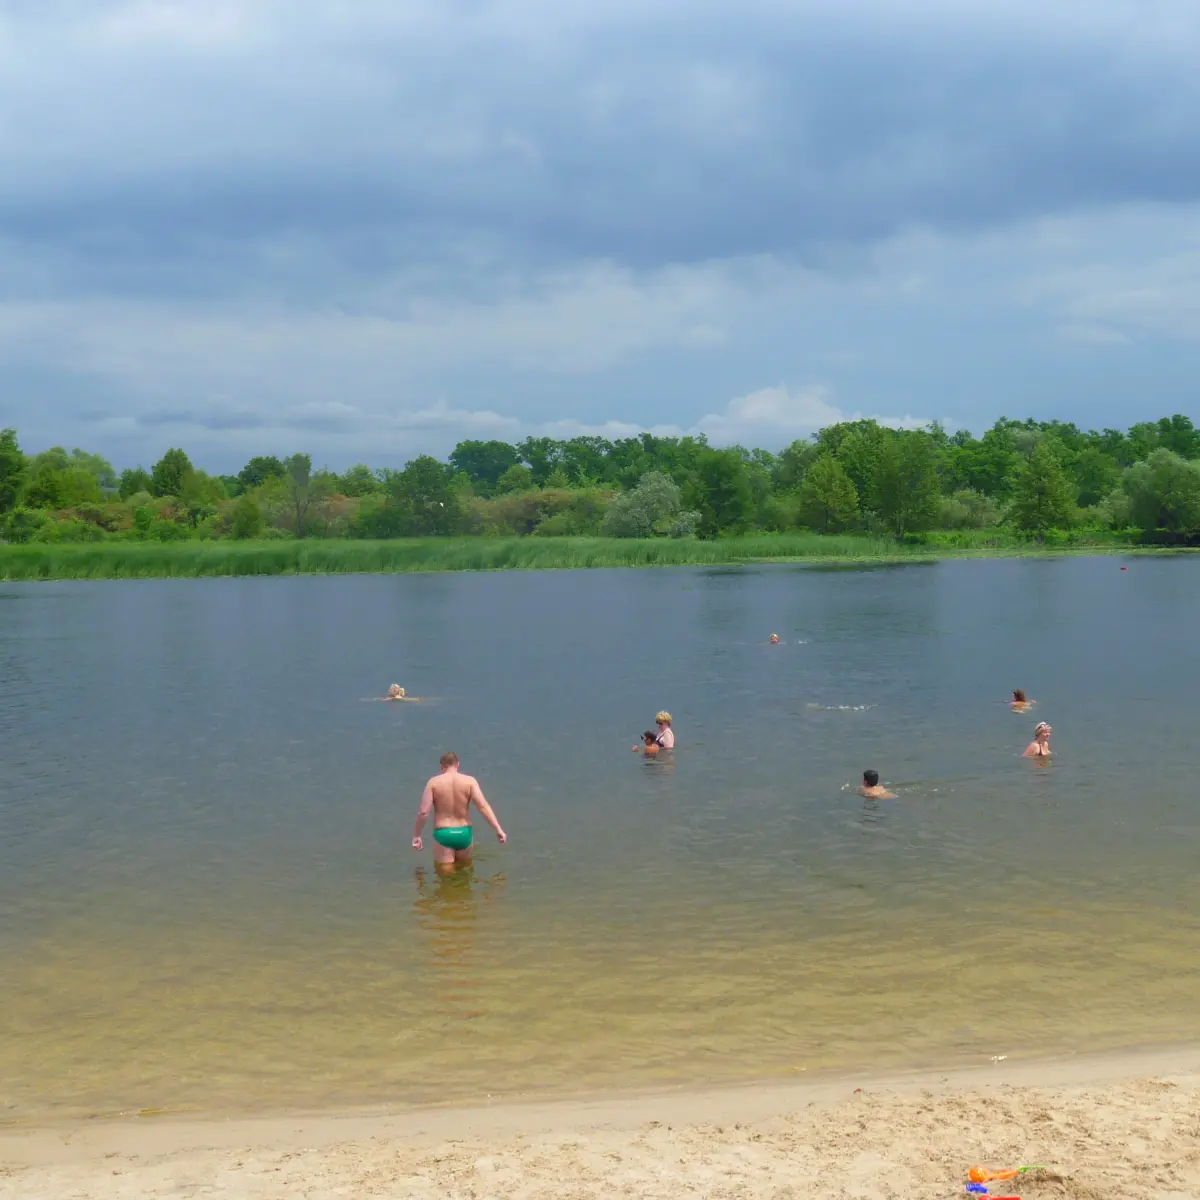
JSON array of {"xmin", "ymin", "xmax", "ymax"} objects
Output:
[
  {"xmin": 769, "ymin": 633, "xmax": 780, "ymax": 644},
  {"xmin": 655, "ymin": 711, "xmax": 672, "ymax": 727},
  {"xmin": 642, "ymin": 731, "xmax": 658, "ymax": 745},
  {"xmin": 1033, "ymin": 722, "xmax": 1051, "ymax": 739},
  {"xmin": 388, "ymin": 684, "xmax": 405, "ymax": 698},
  {"xmin": 439, "ymin": 751, "xmax": 459, "ymax": 771},
  {"xmin": 863, "ymin": 769, "xmax": 880, "ymax": 787},
  {"xmin": 1012, "ymin": 689, "xmax": 1026, "ymax": 703}
]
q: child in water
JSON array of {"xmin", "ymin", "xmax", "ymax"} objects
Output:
[
  {"xmin": 633, "ymin": 731, "xmax": 661, "ymax": 756},
  {"xmin": 382, "ymin": 684, "xmax": 422, "ymax": 702},
  {"xmin": 859, "ymin": 770, "xmax": 895, "ymax": 799},
  {"xmin": 1023, "ymin": 722, "xmax": 1052, "ymax": 757},
  {"xmin": 1011, "ymin": 689, "xmax": 1035, "ymax": 713}
]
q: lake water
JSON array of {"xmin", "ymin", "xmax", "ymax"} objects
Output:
[{"xmin": 2, "ymin": 557, "xmax": 1200, "ymax": 1123}]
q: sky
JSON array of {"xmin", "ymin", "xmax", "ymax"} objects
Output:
[{"xmin": 1, "ymin": 0, "xmax": 1199, "ymax": 473}]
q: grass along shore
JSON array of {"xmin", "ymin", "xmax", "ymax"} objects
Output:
[{"xmin": 0, "ymin": 530, "xmax": 1152, "ymax": 580}]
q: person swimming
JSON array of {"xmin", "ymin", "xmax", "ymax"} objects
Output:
[
  {"xmin": 1011, "ymin": 689, "xmax": 1035, "ymax": 713},
  {"xmin": 1023, "ymin": 722, "xmax": 1052, "ymax": 758},
  {"xmin": 769, "ymin": 633, "xmax": 781, "ymax": 644},
  {"xmin": 859, "ymin": 769, "xmax": 896, "ymax": 799},
  {"xmin": 654, "ymin": 711, "xmax": 675, "ymax": 749},
  {"xmin": 383, "ymin": 684, "xmax": 422, "ymax": 702},
  {"xmin": 632, "ymin": 731, "xmax": 661, "ymax": 756}
]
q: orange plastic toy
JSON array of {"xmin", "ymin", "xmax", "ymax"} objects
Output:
[{"xmin": 968, "ymin": 1165, "xmax": 1045, "ymax": 1183}]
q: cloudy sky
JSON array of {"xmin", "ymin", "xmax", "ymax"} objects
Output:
[{"xmin": 1, "ymin": 0, "xmax": 1198, "ymax": 471}]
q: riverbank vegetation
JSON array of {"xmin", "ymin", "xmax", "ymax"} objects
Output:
[
  {"xmin": 0, "ymin": 530, "xmax": 1150, "ymax": 581},
  {"xmin": 1, "ymin": 416, "xmax": 1199, "ymax": 570}
]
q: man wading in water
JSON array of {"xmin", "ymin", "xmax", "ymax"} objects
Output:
[{"xmin": 412, "ymin": 752, "xmax": 507, "ymax": 873}]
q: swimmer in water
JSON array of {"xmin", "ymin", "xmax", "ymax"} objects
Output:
[
  {"xmin": 382, "ymin": 684, "xmax": 422, "ymax": 702},
  {"xmin": 859, "ymin": 769, "xmax": 895, "ymax": 799},
  {"xmin": 653, "ymin": 711, "xmax": 675, "ymax": 750},
  {"xmin": 632, "ymin": 731, "xmax": 661, "ymax": 756},
  {"xmin": 1023, "ymin": 722, "xmax": 1052, "ymax": 758},
  {"xmin": 769, "ymin": 633, "xmax": 780, "ymax": 645},
  {"xmin": 1010, "ymin": 689, "xmax": 1035, "ymax": 713},
  {"xmin": 412, "ymin": 752, "xmax": 507, "ymax": 872}
]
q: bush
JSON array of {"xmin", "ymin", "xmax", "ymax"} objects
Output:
[
  {"xmin": 1, "ymin": 506, "xmax": 47, "ymax": 543},
  {"xmin": 937, "ymin": 489, "xmax": 1000, "ymax": 530},
  {"xmin": 600, "ymin": 472, "xmax": 682, "ymax": 538}
]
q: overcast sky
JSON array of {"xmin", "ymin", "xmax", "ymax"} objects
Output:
[{"xmin": 1, "ymin": 0, "xmax": 1199, "ymax": 472}]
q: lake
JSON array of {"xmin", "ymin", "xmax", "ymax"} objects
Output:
[{"xmin": 2, "ymin": 556, "xmax": 1199, "ymax": 1123}]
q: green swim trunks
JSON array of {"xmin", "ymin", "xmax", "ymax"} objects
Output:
[{"xmin": 433, "ymin": 826, "xmax": 474, "ymax": 851}]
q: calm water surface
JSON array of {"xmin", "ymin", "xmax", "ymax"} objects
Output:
[{"xmin": 2, "ymin": 557, "xmax": 1199, "ymax": 1122}]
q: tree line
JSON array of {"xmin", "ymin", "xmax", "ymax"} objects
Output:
[{"xmin": 1, "ymin": 414, "xmax": 1199, "ymax": 545}]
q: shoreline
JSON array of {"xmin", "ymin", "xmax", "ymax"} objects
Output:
[
  {"xmin": 0, "ymin": 537, "xmax": 1183, "ymax": 583},
  {"xmin": 4, "ymin": 1044, "xmax": 1199, "ymax": 1197}
]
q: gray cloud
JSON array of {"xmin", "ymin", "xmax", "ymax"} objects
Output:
[{"xmin": 2, "ymin": 1, "xmax": 1198, "ymax": 303}]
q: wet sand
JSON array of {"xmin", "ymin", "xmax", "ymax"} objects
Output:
[{"xmin": 3, "ymin": 1047, "xmax": 1199, "ymax": 1199}]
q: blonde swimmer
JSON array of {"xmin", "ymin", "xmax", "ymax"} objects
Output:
[
  {"xmin": 1023, "ymin": 722, "xmax": 1052, "ymax": 758},
  {"xmin": 653, "ymin": 711, "xmax": 675, "ymax": 749}
]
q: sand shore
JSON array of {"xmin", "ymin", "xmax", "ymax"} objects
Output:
[{"xmin": 3, "ymin": 1047, "xmax": 1199, "ymax": 1199}]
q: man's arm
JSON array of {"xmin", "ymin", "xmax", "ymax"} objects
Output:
[
  {"xmin": 471, "ymin": 780, "xmax": 507, "ymax": 844},
  {"xmin": 412, "ymin": 780, "xmax": 434, "ymax": 849}
]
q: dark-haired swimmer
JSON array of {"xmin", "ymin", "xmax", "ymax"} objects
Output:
[{"xmin": 859, "ymin": 769, "xmax": 895, "ymax": 799}]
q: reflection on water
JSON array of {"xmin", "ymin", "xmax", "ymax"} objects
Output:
[{"xmin": 2, "ymin": 558, "xmax": 1200, "ymax": 1122}]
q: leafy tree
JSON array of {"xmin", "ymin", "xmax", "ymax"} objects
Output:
[
  {"xmin": 386, "ymin": 455, "xmax": 463, "ymax": 535},
  {"xmin": 601, "ymin": 470, "xmax": 684, "ymax": 538},
  {"xmin": 230, "ymin": 493, "xmax": 264, "ymax": 539},
  {"xmin": 516, "ymin": 436, "xmax": 566, "ymax": 485},
  {"xmin": 1156, "ymin": 414, "xmax": 1200, "ymax": 459},
  {"xmin": 337, "ymin": 463, "xmax": 381, "ymax": 497},
  {"xmin": 0, "ymin": 428, "xmax": 27, "ymax": 514},
  {"xmin": 773, "ymin": 438, "xmax": 818, "ymax": 492},
  {"xmin": 833, "ymin": 423, "xmax": 890, "ymax": 501},
  {"xmin": 797, "ymin": 454, "xmax": 859, "ymax": 533},
  {"xmin": 686, "ymin": 447, "xmax": 754, "ymax": 537},
  {"xmin": 560, "ymin": 436, "xmax": 614, "ymax": 484},
  {"xmin": 545, "ymin": 465, "xmax": 573, "ymax": 490},
  {"xmin": 218, "ymin": 475, "xmax": 243, "ymax": 498},
  {"xmin": 24, "ymin": 448, "xmax": 105, "ymax": 508},
  {"xmin": 118, "ymin": 467, "xmax": 153, "ymax": 499},
  {"xmin": 1007, "ymin": 442, "xmax": 1077, "ymax": 535},
  {"xmin": 237, "ymin": 455, "xmax": 286, "ymax": 490},
  {"xmin": 1070, "ymin": 447, "xmax": 1121, "ymax": 508},
  {"xmin": 180, "ymin": 470, "xmax": 228, "ymax": 526},
  {"xmin": 1121, "ymin": 449, "xmax": 1200, "ymax": 535},
  {"xmin": 871, "ymin": 430, "xmax": 941, "ymax": 536},
  {"xmin": 937, "ymin": 489, "xmax": 1000, "ymax": 530},
  {"xmin": 69, "ymin": 448, "xmax": 117, "ymax": 491},
  {"xmin": 150, "ymin": 448, "xmax": 194, "ymax": 497},
  {"xmin": 448, "ymin": 440, "xmax": 519, "ymax": 494},
  {"xmin": 284, "ymin": 453, "xmax": 331, "ymax": 537},
  {"xmin": 1, "ymin": 506, "xmax": 45, "ymax": 543},
  {"xmin": 496, "ymin": 463, "xmax": 535, "ymax": 494}
]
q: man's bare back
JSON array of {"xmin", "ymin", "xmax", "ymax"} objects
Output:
[{"xmin": 412, "ymin": 752, "xmax": 506, "ymax": 870}]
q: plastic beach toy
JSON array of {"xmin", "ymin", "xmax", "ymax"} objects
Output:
[{"xmin": 968, "ymin": 1165, "xmax": 1047, "ymax": 1183}]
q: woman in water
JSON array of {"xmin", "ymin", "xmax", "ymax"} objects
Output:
[
  {"xmin": 654, "ymin": 711, "xmax": 675, "ymax": 749},
  {"xmin": 1011, "ymin": 689, "xmax": 1035, "ymax": 713},
  {"xmin": 1023, "ymin": 721, "xmax": 1052, "ymax": 758},
  {"xmin": 381, "ymin": 684, "xmax": 422, "ymax": 702}
]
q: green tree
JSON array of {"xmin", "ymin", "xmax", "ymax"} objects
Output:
[
  {"xmin": 685, "ymin": 447, "xmax": 754, "ymax": 537},
  {"xmin": 600, "ymin": 470, "xmax": 686, "ymax": 538},
  {"xmin": 797, "ymin": 454, "xmax": 859, "ymax": 533},
  {"xmin": 773, "ymin": 438, "xmax": 818, "ymax": 492},
  {"xmin": 1070, "ymin": 447, "xmax": 1121, "ymax": 508},
  {"xmin": 69, "ymin": 448, "xmax": 117, "ymax": 491},
  {"xmin": 544, "ymin": 465, "xmax": 573, "ymax": 490},
  {"xmin": 1156, "ymin": 414, "xmax": 1200, "ymax": 459},
  {"xmin": 118, "ymin": 467, "xmax": 153, "ymax": 499},
  {"xmin": 284, "ymin": 453, "xmax": 328, "ymax": 537},
  {"xmin": 24, "ymin": 448, "xmax": 105, "ymax": 508},
  {"xmin": 516, "ymin": 437, "xmax": 566, "ymax": 485},
  {"xmin": 1007, "ymin": 442, "xmax": 1077, "ymax": 535},
  {"xmin": 180, "ymin": 470, "xmax": 229, "ymax": 526},
  {"xmin": 0, "ymin": 428, "xmax": 27, "ymax": 514},
  {"xmin": 387, "ymin": 455, "xmax": 463, "ymax": 535},
  {"xmin": 448, "ymin": 440, "xmax": 519, "ymax": 495},
  {"xmin": 1121, "ymin": 449, "xmax": 1200, "ymax": 535},
  {"xmin": 337, "ymin": 463, "xmax": 381, "ymax": 497},
  {"xmin": 496, "ymin": 464, "xmax": 535, "ymax": 493},
  {"xmin": 150, "ymin": 448, "xmax": 194, "ymax": 497},
  {"xmin": 833, "ymin": 423, "xmax": 890, "ymax": 501},
  {"xmin": 230, "ymin": 493, "xmax": 264, "ymax": 539},
  {"xmin": 871, "ymin": 430, "xmax": 941, "ymax": 536},
  {"xmin": 237, "ymin": 455, "xmax": 286, "ymax": 490}
]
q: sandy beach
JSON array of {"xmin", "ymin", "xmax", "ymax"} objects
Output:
[{"xmin": 3, "ymin": 1048, "xmax": 1199, "ymax": 1199}]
